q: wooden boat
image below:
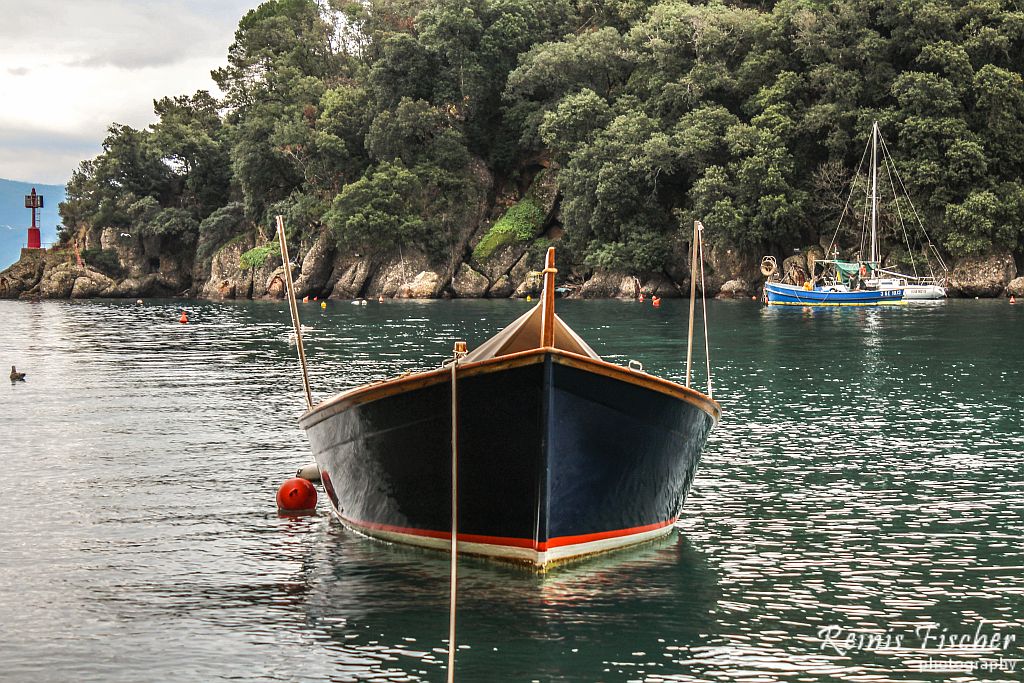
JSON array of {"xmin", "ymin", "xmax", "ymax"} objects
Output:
[{"xmin": 299, "ymin": 248, "xmax": 720, "ymax": 568}]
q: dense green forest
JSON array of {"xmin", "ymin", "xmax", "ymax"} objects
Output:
[{"xmin": 59, "ymin": 0, "xmax": 1024, "ymax": 279}]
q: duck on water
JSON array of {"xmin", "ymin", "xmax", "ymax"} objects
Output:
[{"xmin": 10, "ymin": 366, "xmax": 25, "ymax": 382}]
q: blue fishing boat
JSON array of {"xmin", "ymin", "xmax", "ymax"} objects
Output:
[{"xmin": 764, "ymin": 280, "xmax": 903, "ymax": 306}]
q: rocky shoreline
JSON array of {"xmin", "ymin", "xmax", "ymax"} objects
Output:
[
  {"xmin": 3, "ymin": 237, "xmax": 1022, "ymax": 302},
  {"xmin": 2, "ymin": 163, "xmax": 1021, "ymax": 304}
]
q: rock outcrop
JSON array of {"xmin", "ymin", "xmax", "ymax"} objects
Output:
[
  {"xmin": 717, "ymin": 278, "xmax": 754, "ymax": 299},
  {"xmin": 201, "ymin": 236, "xmax": 255, "ymax": 300},
  {"xmin": 451, "ymin": 264, "xmax": 489, "ymax": 297},
  {"xmin": 950, "ymin": 252, "xmax": 1017, "ymax": 297},
  {"xmin": 292, "ymin": 229, "xmax": 337, "ymax": 298},
  {"xmin": 1006, "ymin": 276, "xmax": 1024, "ymax": 297},
  {"xmin": 0, "ymin": 251, "xmax": 46, "ymax": 298},
  {"xmin": 397, "ymin": 271, "xmax": 442, "ymax": 298}
]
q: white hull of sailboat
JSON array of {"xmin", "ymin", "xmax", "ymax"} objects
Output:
[
  {"xmin": 902, "ymin": 284, "xmax": 946, "ymax": 300},
  {"xmin": 877, "ymin": 283, "xmax": 946, "ymax": 300}
]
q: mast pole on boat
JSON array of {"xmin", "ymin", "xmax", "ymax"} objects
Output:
[
  {"xmin": 870, "ymin": 121, "xmax": 879, "ymax": 266},
  {"xmin": 540, "ymin": 247, "xmax": 557, "ymax": 348},
  {"xmin": 686, "ymin": 220, "xmax": 699, "ymax": 388},
  {"xmin": 276, "ymin": 215, "xmax": 313, "ymax": 410}
]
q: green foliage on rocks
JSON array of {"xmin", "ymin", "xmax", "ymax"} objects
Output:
[
  {"xmin": 240, "ymin": 242, "xmax": 278, "ymax": 270},
  {"xmin": 473, "ymin": 198, "xmax": 545, "ymax": 261},
  {"xmin": 59, "ymin": 0, "xmax": 1024, "ymax": 278}
]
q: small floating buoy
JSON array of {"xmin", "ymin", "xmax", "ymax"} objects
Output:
[
  {"xmin": 179, "ymin": 311, "xmax": 188, "ymax": 324},
  {"xmin": 1011, "ymin": 296, "xmax": 1017, "ymax": 304},
  {"xmin": 526, "ymin": 295, "xmax": 532, "ymax": 302},
  {"xmin": 313, "ymin": 296, "xmax": 318, "ymax": 301},
  {"xmin": 276, "ymin": 477, "xmax": 317, "ymax": 514},
  {"xmin": 652, "ymin": 296, "xmax": 661, "ymax": 308},
  {"xmin": 135, "ymin": 299, "xmax": 143, "ymax": 306},
  {"xmin": 321, "ymin": 301, "xmax": 327, "ymax": 309},
  {"xmin": 639, "ymin": 293, "xmax": 645, "ymax": 302},
  {"xmin": 296, "ymin": 463, "xmax": 321, "ymax": 482},
  {"xmin": 302, "ymin": 296, "xmax": 309, "ymax": 303},
  {"xmin": 751, "ymin": 295, "xmax": 757, "ymax": 301}
]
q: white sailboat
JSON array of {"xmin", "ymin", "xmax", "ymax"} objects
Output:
[{"xmin": 823, "ymin": 121, "xmax": 947, "ymax": 300}]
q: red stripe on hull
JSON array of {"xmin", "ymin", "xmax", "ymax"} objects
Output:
[{"xmin": 342, "ymin": 515, "xmax": 677, "ymax": 552}]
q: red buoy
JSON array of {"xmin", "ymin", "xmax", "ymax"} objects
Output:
[
  {"xmin": 277, "ymin": 477, "xmax": 317, "ymax": 514},
  {"xmin": 1011, "ymin": 296, "xmax": 1017, "ymax": 305},
  {"xmin": 179, "ymin": 311, "xmax": 188, "ymax": 324},
  {"xmin": 652, "ymin": 295, "xmax": 661, "ymax": 308},
  {"xmin": 638, "ymin": 293, "xmax": 645, "ymax": 302}
]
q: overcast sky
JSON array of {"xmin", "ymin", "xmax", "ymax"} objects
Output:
[{"xmin": 0, "ymin": 0, "xmax": 262, "ymax": 185}]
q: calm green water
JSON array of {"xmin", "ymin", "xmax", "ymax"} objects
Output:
[{"xmin": 2, "ymin": 298, "xmax": 1022, "ymax": 682}]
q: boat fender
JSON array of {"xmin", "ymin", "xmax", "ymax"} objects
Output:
[
  {"xmin": 296, "ymin": 463, "xmax": 322, "ymax": 482},
  {"xmin": 277, "ymin": 477, "xmax": 317, "ymax": 514},
  {"xmin": 803, "ymin": 282, "xmax": 812, "ymax": 291}
]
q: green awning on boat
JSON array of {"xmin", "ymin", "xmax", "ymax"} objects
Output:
[{"xmin": 824, "ymin": 260, "xmax": 877, "ymax": 281}]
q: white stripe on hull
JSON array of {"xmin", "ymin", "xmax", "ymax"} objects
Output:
[{"xmin": 331, "ymin": 510, "xmax": 676, "ymax": 568}]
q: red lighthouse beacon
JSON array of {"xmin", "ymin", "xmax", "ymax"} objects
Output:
[{"xmin": 25, "ymin": 188, "xmax": 43, "ymax": 250}]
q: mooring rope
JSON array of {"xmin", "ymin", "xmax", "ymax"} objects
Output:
[{"xmin": 447, "ymin": 341, "xmax": 465, "ymax": 683}]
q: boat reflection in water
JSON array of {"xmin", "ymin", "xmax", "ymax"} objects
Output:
[
  {"xmin": 298, "ymin": 521, "xmax": 720, "ymax": 682},
  {"xmin": 300, "ymin": 248, "xmax": 720, "ymax": 568}
]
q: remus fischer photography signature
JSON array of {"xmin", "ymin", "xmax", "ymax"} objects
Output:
[
  {"xmin": 816, "ymin": 620, "xmax": 1021, "ymax": 673},
  {"xmin": 818, "ymin": 620, "xmax": 1017, "ymax": 655}
]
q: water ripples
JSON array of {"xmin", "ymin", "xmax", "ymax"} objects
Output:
[{"xmin": 1, "ymin": 298, "xmax": 1022, "ymax": 682}]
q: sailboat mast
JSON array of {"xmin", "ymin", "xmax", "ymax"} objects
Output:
[{"xmin": 870, "ymin": 121, "xmax": 878, "ymax": 265}]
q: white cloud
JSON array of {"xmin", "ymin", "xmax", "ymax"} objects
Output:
[{"xmin": 0, "ymin": 0, "xmax": 261, "ymax": 184}]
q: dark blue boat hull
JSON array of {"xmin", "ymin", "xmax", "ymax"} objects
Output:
[{"xmin": 300, "ymin": 351, "xmax": 718, "ymax": 567}]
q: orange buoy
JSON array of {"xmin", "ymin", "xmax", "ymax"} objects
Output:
[
  {"xmin": 638, "ymin": 293, "xmax": 645, "ymax": 302},
  {"xmin": 179, "ymin": 311, "xmax": 188, "ymax": 324},
  {"xmin": 1011, "ymin": 296, "xmax": 1017, "ymax": 304},
  {"xmin": 652, "ymin": 296, "xmax": 661, "ymax": 308},
  {"xmin": 276, "ymin": 477, "xmax": 317, "ymax": 514},
  {"xmin": 302, "ymin": 296, "xmax": 309, "ymax": 303}
]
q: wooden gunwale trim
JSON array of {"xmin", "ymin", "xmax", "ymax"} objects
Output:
[
  {"xmin": 299, "ymin": 347, "xmax": 720, "ymax": 430},
  {"xmin": 551, "ymin": 350, "xmax": 721, "ymax": 422}
]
